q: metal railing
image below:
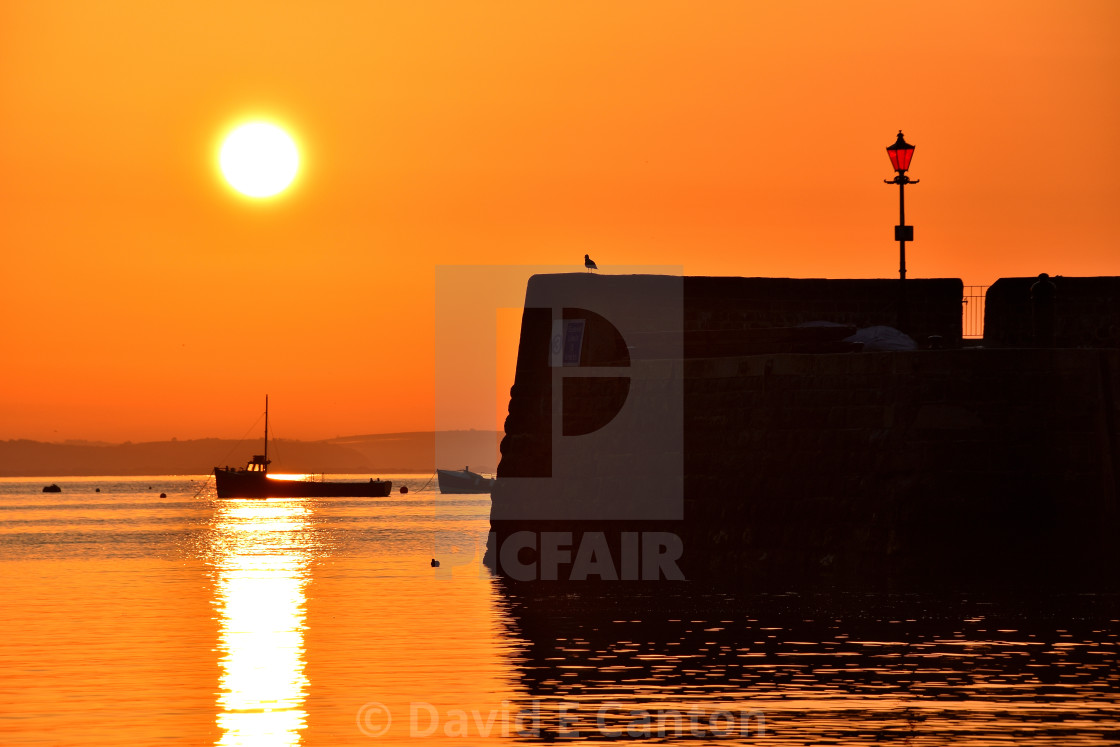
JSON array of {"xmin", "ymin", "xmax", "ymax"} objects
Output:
[{"xmin": 962, "ymin": 285, "xmax": 987, "ymax": 339}]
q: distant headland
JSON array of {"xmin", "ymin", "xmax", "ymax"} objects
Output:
[{"xmin": 0, "ymin": 430, "xmax": 500, "ymax": 477}]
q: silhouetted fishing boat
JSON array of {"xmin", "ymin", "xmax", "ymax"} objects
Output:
[
  {"xmin": 437, "ymin": 467, "xmax": 495, "ymax": 494},
  {"xmin": 213, "ymin": 397, "xmax": 392, "ymax": 498}
]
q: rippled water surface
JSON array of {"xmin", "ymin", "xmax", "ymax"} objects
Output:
[{"xmin": 1, "ymin": 476, "xmax": 1117, "ymax": 745}]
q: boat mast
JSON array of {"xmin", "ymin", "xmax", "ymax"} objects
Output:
[{"xmin": 264, "ymin": 394, "xmax": 269, "ymax": 470}]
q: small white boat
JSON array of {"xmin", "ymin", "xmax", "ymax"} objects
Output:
[{"xmin": 437, "ymin": 467, "xmax": 495, "ymax": 494}]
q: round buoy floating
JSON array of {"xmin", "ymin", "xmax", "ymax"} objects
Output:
[
  {"xmin": 159, "ymin": 493, "xmax": 166, "ymax": 498},
  {"xmin": 95, "ymin": 488, "xmax": 100, "ymax": 493},
  {"xmin": 400, "ymin": 485, "xmax": 409, "ymax": 494}
]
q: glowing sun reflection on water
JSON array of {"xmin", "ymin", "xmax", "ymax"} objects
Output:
[{"xmin": 211, "ymin": 500, "xmax": 312, "ymax": 746}]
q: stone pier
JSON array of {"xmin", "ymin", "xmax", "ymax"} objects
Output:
[{"xmin": 490, "ymin": 274, "xmax": 1120, "ymax": 590}]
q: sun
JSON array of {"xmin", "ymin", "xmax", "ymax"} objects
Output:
[{"xmin": 219, "ymin": 122, "xmax": 300, "ymax": 198}]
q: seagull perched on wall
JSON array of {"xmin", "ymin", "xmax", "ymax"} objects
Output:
[{"xmin": 584, "ymin": 254, "xmax": 598, "ymax": 273}]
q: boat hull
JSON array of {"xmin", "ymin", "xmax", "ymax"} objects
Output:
[
  {"xmin": 214, "ymin": 468, "xmax": 392, "ymax": 498},
  {"xmin": 437, "ymin": 469, "xmax": 495, "ymax": 494}
]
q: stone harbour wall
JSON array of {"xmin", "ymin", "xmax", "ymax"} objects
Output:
[
  {"xmin": 984, "ymin": 276, "xmax": 1120, "ymax": 348},
  {"xmin": 676, "ymin": 347, "xmax": 1120, "ymax": 589},
  {"xmin": 490, "ymin": 274, "xmax": 1120, "ymax": 590},
  {"xmin": 683, "ymin": 276, "xmax": 963, "ymax": 346}
]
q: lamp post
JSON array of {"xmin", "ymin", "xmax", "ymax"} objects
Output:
[{"xmin": 884, "ymin": 131, "xmax": 919, "ymax": 280}]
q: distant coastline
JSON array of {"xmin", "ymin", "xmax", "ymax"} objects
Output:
[{"xmin": 0, "ymin": 430, "xmax": 500, "ymax": 477}]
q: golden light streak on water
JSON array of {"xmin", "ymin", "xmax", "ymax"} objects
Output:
[{"xmin": 212, "ymin": 500, "xmax": 312, "ymax": 746}]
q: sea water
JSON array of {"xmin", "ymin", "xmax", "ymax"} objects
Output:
[{"xmin": 1, "ymin": 476, "xmax": 1118, "ymax": 745}]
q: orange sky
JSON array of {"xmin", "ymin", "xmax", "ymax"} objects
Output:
[{"xmin": 2, "ymin": 1, "xmax": 1118, "ymax": 443}]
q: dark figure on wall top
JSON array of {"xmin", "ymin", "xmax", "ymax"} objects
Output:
[{"xmin": 1031, "ymin": 272, "xmax": 1057, "ymax": 346}]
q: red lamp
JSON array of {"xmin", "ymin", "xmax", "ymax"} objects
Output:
[{"xmin": 886, "ymin": 130, "xmax": 916, "ymax": 173}]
